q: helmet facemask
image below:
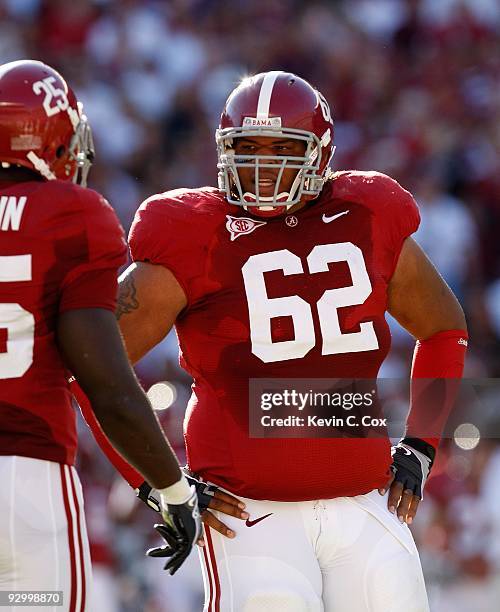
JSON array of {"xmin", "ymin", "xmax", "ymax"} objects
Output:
[
  {"xmin": 24, "ymin": 104, "xmax": 95, "ymax": 186},
  {"xmin": 68, "ymin": 105, "xmax": 95, "ymax": 187},
  {"xmin": 216, "ymin": 126, "xmax": 333, "ymax": 214}
]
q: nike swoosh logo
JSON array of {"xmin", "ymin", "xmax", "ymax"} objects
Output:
[
  {"xmin": 245, "ymin": 513, "xmax": 273, "ymax": 527},
  {"xmin": 322, "ymin": 210, "xmax": 349, "ymax": 223}
]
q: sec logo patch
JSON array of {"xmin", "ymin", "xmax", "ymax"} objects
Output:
[{"xmin": 225, "ymin": 215, "xmax": 267, "ymax": 241}]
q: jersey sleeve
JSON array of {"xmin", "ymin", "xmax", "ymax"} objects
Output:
[
  {"xmin": 128, "ymin": 194, "xmax": 207, "ymax": 305},
  {"xmin": 384, "ymin": 176, "xmax": 420, "ymax": 277},
  {"xmin": 361, "ymin": 172, "xmax": 419, "ymax": 246},
  {"xmin": 347, "ymin": 171, "xmax": 420, "ymax": 276},
  {"xmin": 59, "ymin": 189, "xmax": 127, "ymax": 313},
  {"xmin": 333, "ymin": 171, "xmax": 420, "ymax": 279},
  {"xmin": 377, "ymin": 174, "xmax": 420, "ymax": 259}
]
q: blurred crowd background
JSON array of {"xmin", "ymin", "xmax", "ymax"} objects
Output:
[{"xmin": 2, "ymin": 0, "xmax": 499, "ymax": 609}]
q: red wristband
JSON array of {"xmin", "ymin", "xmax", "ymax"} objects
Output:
[{"xmin": 406, "ymin": 329, "xmax": 468, "ymax": 449}]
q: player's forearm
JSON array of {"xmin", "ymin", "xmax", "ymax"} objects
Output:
[
  {"xmin": 74, "ymin": 380, "xmax": 145, "ymax": 488},
  {"xmin": 58, "ymin": 309, "xmax": 181, "ymax": 489},
  {"xmin": 89, "ymin": 385, "xmax": 182, "ymax": 490}
]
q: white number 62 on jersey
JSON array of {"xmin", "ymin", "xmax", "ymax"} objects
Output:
[{"xmin": 242, "ymin": 242, "xmax": 379, "ymax": 363}]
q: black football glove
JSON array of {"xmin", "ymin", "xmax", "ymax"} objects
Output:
[
  {"xmin": 390, "ymin": 437, "xmax": 435, "ymax": 499},
  {"xmin": 136, "ymin": 469, "xmax": 219, "ymax": 514},
  {"xmin": 146, "ymin": 485, "xmax": 202, "ymax": 576},
  {"xmin": 136, "ymin": 481, "xmax": 161, "ymax": 513}
]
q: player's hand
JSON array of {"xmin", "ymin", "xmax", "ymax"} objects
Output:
[
  {"xmin": 199, "ymin": 488, "xmax": 248, "ymax": 539},
  {"xmin": 136, "ymin": 471, "xmax": 248, "ymax": 539},
  {"xmin": 378, "ymin": 437, "xmax": 435, "ymax": 525},
  {"xmin": 146, "ymin": 486, "xmax": 201, "ymax": 575}
]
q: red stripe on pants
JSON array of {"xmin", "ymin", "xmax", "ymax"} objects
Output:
[
  {"xmin": 68, "ymin": 468, "xmax": 86, "ymax": 612},
  {"xmin": 201, "ymin": 528, "xmax": 214, "ymax": 611},
  {"xmin": 60, "ymin": 465, "xmax": 77, "ymax": 612},
  {"xmin": 205, "ymin": 526, "xmax": 221, "ymax": 611}
]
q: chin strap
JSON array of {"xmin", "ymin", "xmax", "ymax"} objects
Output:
[
  {"xmin": 242, "ymin": 191, "xmax": 294, "ymax": 217},
  {"xmin": 242, "ymin": 191, "xmax": 291, "ymax": 204}
]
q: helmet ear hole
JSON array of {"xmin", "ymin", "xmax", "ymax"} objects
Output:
[{"xmin": 56, "ymin": 145, "xmax": 66, "ymax": 158}]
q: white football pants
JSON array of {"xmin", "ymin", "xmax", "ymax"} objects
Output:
[
  {"xmin": 199, "ymin": 488, "xmax": 430, "ymax": 612},
  {"xmin": 0, "ymin": 456, "xmax": 92, "ymax": 612}
]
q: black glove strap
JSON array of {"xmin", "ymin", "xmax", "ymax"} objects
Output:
[{"xmin": 401, "ymin": 437, "xmax": 436, "ymax": 465}]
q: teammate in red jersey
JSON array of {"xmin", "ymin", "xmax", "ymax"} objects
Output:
[
  {"xmin": 91, "ymin": 72, "xmax": 467, "ymax": 610},
  {"xmin": 0, "ymin": 60, "xmax": 208, "ymax": 609}
]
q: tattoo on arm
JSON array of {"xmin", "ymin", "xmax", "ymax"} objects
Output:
[{"xmin": 116, "ymin": 274, "xmax": 139, "ymax": 320}]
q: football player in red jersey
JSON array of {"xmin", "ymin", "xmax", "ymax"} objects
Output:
[
  {"xmin": 89, "ymin": 72, "xmax": 467, "ymax": 610},
  {"xmin": 0, "ymin": 59, "xmax": 211, "ymax": 608}
]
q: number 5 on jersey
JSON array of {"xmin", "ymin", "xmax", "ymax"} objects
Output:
[
  {"xmin": 0, "ymin": 255, "xmax": 34, "ymax": 378},
  {"xmin": 242, "ymin": 242, "xmax": 378, "ymax": 363}
]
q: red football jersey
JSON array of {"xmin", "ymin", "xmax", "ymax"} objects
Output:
[
  {"xmin": 129, "ymin": 171, "xmax": 420, "ymax": 501},
  {"xmin": 0, "ymin": 180, "xmax": 127, "ymax": 465}
]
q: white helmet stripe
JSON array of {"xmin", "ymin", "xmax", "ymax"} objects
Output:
[{"xmin": 256, "ymin": 71, "xmax": 281, "ymax": 120}]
